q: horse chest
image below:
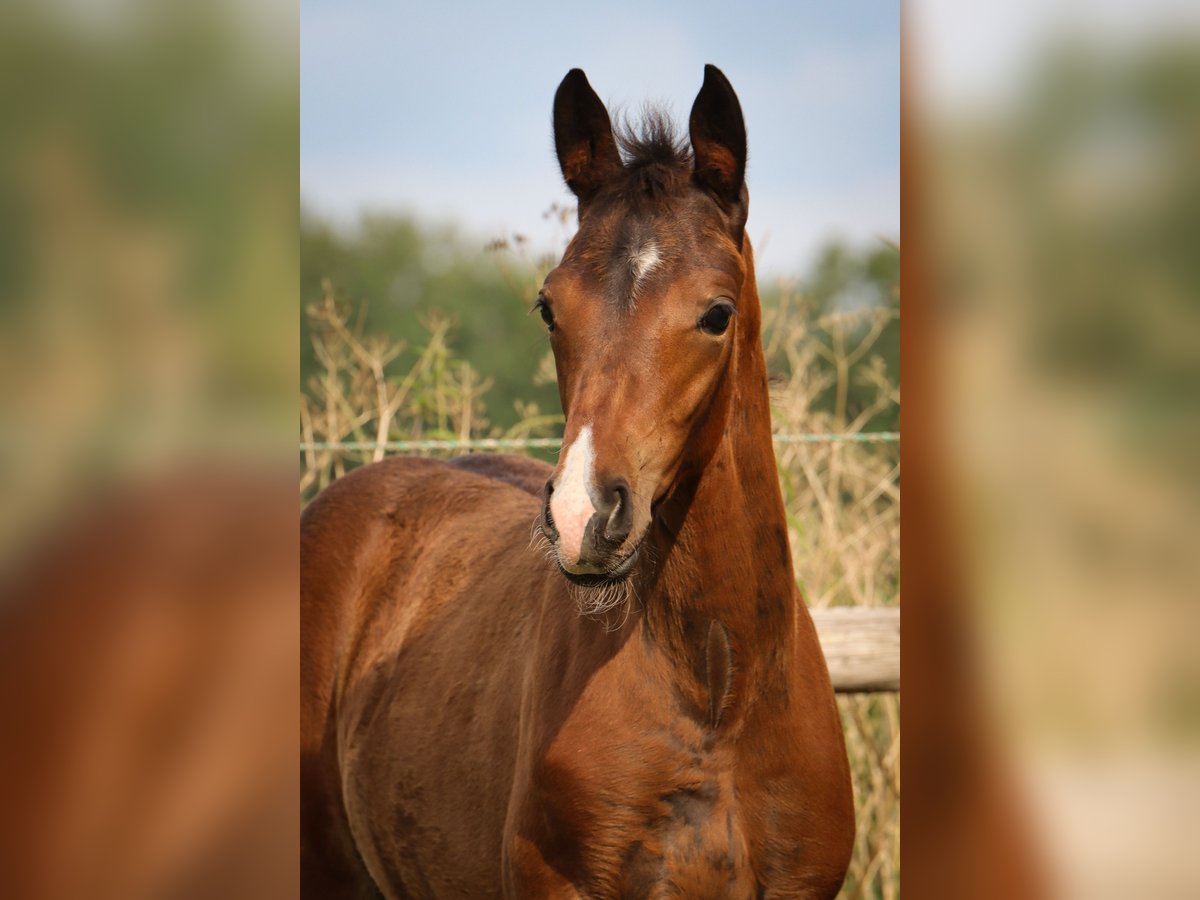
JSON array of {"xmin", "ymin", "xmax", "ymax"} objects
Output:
[
  {"xmin": 514, "ymin": 715, "xmax": 761, "ymax": 899},
  {"xmin": 513, "ymin": 777, "xmax": 759, "ymax": 899},
  {"xmin": 611, "ymin": 783, "xmax": 759, "ymax": 900}
]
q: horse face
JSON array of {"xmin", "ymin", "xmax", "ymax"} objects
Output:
[{"xmin": 538, "ymin": 66, "xmax": 750, "ymax": 585}]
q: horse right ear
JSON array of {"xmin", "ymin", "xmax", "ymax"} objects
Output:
[
  {"xmin": 689, "ymin": 64, "xmax": 747, "ymax": 208},
  {"xmin": 553, "ymin": 69, "xmax": 621, "ymax": 207}
]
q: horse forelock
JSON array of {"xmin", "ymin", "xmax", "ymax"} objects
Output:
[{"xmin": 613, "ymin": 105, "xmax": 692, "ymax": 183}]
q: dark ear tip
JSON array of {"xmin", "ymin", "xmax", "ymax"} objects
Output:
[
  {"xmin": 702, "ymin": 64, "xmax": 731, "ymax": 88},
  {"xmin": 561, "ymin": 68, "xmax": 589, "ymax": 88}
]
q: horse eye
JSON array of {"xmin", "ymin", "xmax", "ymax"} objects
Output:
[
  {"xmin": 533, "ymin": 298, "xmax": 556, "ymax": 332},
  {"xmin": 698, "ymin": 302, "xmax": 734, "ymax": 335}
]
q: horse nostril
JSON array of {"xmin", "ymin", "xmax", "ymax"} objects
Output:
[
  {"xmin": 542, "ymin": 480, "xmax": 559, "ymax": 540},
  {"xmin": 601, "ymin": 476, "xmax": 632, "ymax": 544}
]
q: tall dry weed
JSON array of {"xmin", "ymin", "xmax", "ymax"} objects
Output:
[{"xmin": 764, "ymin": 284, "xmax": 900, "ymax": 898}]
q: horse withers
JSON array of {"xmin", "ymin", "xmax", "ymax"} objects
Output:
[{"xmin": 301, "ymin": 65, "xmax": 854, "ymax": 899}]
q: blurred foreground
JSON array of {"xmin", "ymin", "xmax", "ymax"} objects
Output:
[
  {"xmin": 908, "ymin": 6, "xmax": 1200, "ymax": 898},
  {"xmin": 0, "ymin": 469, "xmax": 298, "ymax": 899},
  {"xmin": 0, "ymin": 3, "xmax": 297, "ymax": 897}
]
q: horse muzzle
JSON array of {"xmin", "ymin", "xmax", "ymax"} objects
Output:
[{"xmin": 542, "ymin": 475, "xmax": 638, "ymax": 579}]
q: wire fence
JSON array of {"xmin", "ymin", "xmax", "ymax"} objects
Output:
[{"xmin": 299, "ymin": 432, "xmax": 899, "ymax": 454}]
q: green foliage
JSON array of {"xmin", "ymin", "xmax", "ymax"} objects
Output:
[
  {"xmin": 762, "ymin": 241, "xmax": 900, "ymax": 434},
  {"xmin": 301, "ymin": 212, "xmax": 559, "ymax": 431},
  {"xmin": 300, "ymin": 284, "xmax": 563, "ymax": 500}
]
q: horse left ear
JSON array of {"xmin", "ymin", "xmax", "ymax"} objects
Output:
[
  {"xmin": 689, "ymin": 65, "xmax": 748, "ymax": 233},
  {"xmin": 554, "ymin": 69, "xmax": 622, "ymax": 208}
]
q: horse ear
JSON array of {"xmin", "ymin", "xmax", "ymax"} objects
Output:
[
  {"xmin": 554, "ymin": 69, "xmax": 621, "ymax": 206},
  {"xmin": 689, "ymin": 65, "xmax": 747, "ymax": 211}
]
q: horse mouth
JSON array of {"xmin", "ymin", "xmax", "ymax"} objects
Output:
[{"xmin": 557, "ymin": 542, "xmax": 641, "ymax": 587}]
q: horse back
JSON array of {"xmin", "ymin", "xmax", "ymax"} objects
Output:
[{"xmin": 447, "ymin": 452, "xmax": 551, "ymax": 497}]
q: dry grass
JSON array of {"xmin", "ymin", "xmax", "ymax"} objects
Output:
[
  {"xmin": 299, "ymin": 280, "xmax": 560, "ymax": 499},
  {"xmin": 765, "ymin": 288, "xmax": 900, "ymax": 898},
  {"xmin": 300, "ymin": 278, "xmax": 900, "ymax": 898}
]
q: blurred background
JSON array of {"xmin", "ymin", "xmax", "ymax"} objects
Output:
[
  {"xmin": 909, "ymin": 0, "xmax": 1200, "ymax": 897},
  {"xmin": 0, "ymin": 1, "xmax": 298, "ymax": 897}
]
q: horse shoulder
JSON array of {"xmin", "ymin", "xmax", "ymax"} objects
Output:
[
  {"xmin": 305, "ymin": 457, "xmax": 553, "ymax": 900},
  {"xmin": 733, "ymin": 633, "xmax": 855, "ymax": 899},
  {"xmin": 302, "ymin": 458, "xmax": 449, "ymax": 738}
]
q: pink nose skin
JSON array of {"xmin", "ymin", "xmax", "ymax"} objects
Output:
[
  {"xmin": 549, "ymin": 425, "xmax": 600, "ymax": 571},
  {"xmin": 551, "ymin": 498, "xmax": 594, "ymax": 566}
]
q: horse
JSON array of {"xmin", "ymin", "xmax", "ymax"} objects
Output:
[{"xmin": 300, "ymin": 65, "xmax": 854, "ymax": 899}]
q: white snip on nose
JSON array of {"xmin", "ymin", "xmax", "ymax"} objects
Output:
[{"xmin": 549, "ymin": 425, "xmax": 600, "ymax": 570}]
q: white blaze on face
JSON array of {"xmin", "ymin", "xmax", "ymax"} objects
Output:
[{"xmin": 550, "ymin": 424, "xmax": 598, "ymax": 568}]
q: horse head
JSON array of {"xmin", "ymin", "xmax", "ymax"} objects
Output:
[{"xmin": 539, "ymin": 66, "xmax": 758, "ymax": 591}]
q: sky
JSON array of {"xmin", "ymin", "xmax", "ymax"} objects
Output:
[{"xmin": 301, "ymin": 1, "xmax": 899, "ymax": 276}]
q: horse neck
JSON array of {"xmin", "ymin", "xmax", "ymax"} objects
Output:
[{"xmin": 639, "ymin": 253, "xmax": 798, "ymax": 687}]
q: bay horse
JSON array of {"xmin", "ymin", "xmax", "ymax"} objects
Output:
[{"xmin": 301, "ymin": 65, "xmax": 854, "ymax": 899}]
